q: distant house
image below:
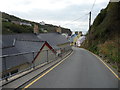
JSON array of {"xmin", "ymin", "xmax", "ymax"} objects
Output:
[
  {"xmin": 41, "ymin": 28, "xmax": 47, "ymax": 33},
  {"xmin": 11, "ymin": 21, "xmax": 20, "ymax": 25},
  {"xmin": 34, "ymin": 24, "xmax": 39, "ymax": 34},
  {"xmin": 1, "ymin": 34, "xmax": 56, "ymax": 79},
  {"xmin": 76, "ymin": 36, "xmax": 86, "ymax": 47},
  {"xmin": 20, "ymin": 22, "xmax": 32, "ymax": 26},
  {"xmin": 69, "ymin": 34, "xmax": 77, "ymax": 45},
  {"xmin": 70, "ymin": 32, "xmax": 83, "ymax": 46},
  {"xmin": 39, "ymin": 21, "xmax": 45, "ymax": 25},
  {"xmin": 56, "ymin": 26, "xmax": 62, "ymax": 34},
  {"xmin": 11, "ymin": 21, "xmax": 32, "ymax": 26},
  {"xmin": 2, "ymin": 18, "xmax": 8, "ymax": 22}
]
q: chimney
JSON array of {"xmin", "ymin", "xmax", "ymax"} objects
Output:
[
  {"xmin": 56, "ymin": 26, "xmax": 62, "ymax": 34},
  {"xmin": 33, "ymin": 24, "xmax": 39, "ymax": 34}
]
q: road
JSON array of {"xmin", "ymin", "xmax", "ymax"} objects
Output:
[{"xmin": 22, "ymin": 47, "xmax": 119, "ymax": 88}]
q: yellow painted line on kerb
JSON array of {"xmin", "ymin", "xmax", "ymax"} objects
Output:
[
  {"xmin": 85, "ymin": 49, "xmax": 120, "ymax": 80},
  {"xmin": 22, "ymin": 51, "xmax": 73, "ymax": 90}
]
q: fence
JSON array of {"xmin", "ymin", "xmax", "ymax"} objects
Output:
[{"xmin": 0, "ymin": 47, "xmax": 72, "ymax": 81}]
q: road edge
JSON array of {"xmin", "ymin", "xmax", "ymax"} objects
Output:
[{"xmin": 82, "ymin": 48, "xmax": 120, "ymax": 80}]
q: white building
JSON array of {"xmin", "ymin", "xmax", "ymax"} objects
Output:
[
  {"xmin": 40, "ymin": 21, "xmax": 45, "ymax": 25},
  {"xmin": 20, "ymin": 22, "xmax": 32, "ymax": 26},
  {"xmin": 76, "ymin": 36, "xmax": 86, "ymax": 47}
]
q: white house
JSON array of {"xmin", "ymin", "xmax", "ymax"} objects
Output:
[
  {"xmin": 40, "ymin": 21, "xmax": 45, "ymax": 25},
  {"xmin": 76, "ymin": 36, "xmax": 86, "ymax": 47},
  {"xmin": 20, "ymin": 22, "xmax": 32, "ymax": 26}
]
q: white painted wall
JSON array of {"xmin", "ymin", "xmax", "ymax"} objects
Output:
[{"xmin": 33, "ymin": 45, "xmax": 56, "ymax": 66}]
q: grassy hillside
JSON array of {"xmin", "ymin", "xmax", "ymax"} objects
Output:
[
  {"xmin": 81, "ymin": 2, "xmax": 120, "ymax": 71},
  {"xmin": 1, "ymin": 12, "xmax": 72, "ymax": 35}
]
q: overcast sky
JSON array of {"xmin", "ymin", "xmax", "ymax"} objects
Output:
[{"xmin": 0, "ymin": 0, "xmax": 110, "ymax": 34}]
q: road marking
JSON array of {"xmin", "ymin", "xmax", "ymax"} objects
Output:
[
  {"xmin": 84, "ymin": 49, "xmax": 120, "ymax": 80},
  {"xmin": 22, "ymin": 51, "xmax": 73, "ymax": 90}
]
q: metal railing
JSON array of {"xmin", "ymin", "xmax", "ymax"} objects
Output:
[{"xmin": 0, "ymin": 47, "xmax": 72, "ymax": 81}]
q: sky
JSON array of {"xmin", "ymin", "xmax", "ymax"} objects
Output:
[{"xmin": 0, "ymin": 0, "xmax": 110, "ymax": 34}]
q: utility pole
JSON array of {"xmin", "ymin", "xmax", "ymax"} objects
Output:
[
  {"xmin": 47, "ymin": 50, "xmax": 49, "ymax": 62},
  {"xmin": 4, "ymin": 57, "xmax": 8, "ymax": 81},
  {"xmin": 89, "ymin": 11, "xmax": 92, "ymax": 30},
  {"xmin": 88, "ymin": 11, "xmax": 92, "ymax": 45}
]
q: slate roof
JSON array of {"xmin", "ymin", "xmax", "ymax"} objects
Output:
[
  {"xmin": 1, "ymin": 34, "xmax": 45, "ymax": 71},
  {"xmin": 37, "ymin": 33, "xmax": 70, "ymax": 47},
  {"xmin": 2, "ymin": 35, "xmax": 15, "ymax": 48},
  {"xmin": 14, "ymin": 40, "xmax": 44, "ymax": 54},
  {"xmin": 2, "ymin": 40, "xmax": 44, "ymax": 55},
  {"xmin": 2, "ymin": 33, "xmax": 41, "ymax": 48}
]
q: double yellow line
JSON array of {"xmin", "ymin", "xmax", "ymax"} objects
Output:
[{"xmin": 22, "ymin": 51, "xmax": 73, "ymax": 90}]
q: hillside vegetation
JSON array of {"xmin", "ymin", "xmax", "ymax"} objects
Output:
[
  {"xmin": 1, "ymin": 12, "xmax": 72, "ymax": 35},
  {"xmin": 81, "ymin": 2, "xmax": 120, "ymax": 71}
]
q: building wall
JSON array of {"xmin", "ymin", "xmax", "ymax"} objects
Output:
[
  {"xmin": 48, "ymin": 50, "xmax": 56, "ymax": 62},
  {"xmin": 33, "ymin": 45, "xmax": 56, "ymax": 66},
  {"xmin": 57, "ymin": 42, "xmax": 71, "ymax": 53},
  {"xmin": 56, "ymin": 26, "xmax": 62, "ymax": 33},
  {"xmin": 34, "ymin": 50, "xmax": 47, "ymax": 66},
  {"xmin": 58, "ymin": 42, "xmax": 70, "ymax": 48},
  {"xmin": 34, "ymin": 24, "xmax": 39, "ymax": 34}
]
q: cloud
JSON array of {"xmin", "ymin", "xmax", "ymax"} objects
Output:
[
  {"xmin": 0, "ymin": 0, "xmax": 110, "ymax": 34},
  {"xmin": 0, "ymin": 0, "xmax": 109, "ymax": 12}
]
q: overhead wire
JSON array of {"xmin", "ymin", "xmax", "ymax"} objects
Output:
[
  {"xmin": 61, "ymin": 0, "xmax": 97, "ymax": 32},
  {"xmin": 90, "ymin": 0, "xmax": 97, "ymax": 12},
  {"xmin": 89, "ymin": 0, "xmax": 97, "ymax": 26},
  {"xmin": 62, "ymin": 13, "xmax": 89, "ymax": 26}
]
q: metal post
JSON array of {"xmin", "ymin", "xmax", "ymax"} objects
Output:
[
  {"xmin": 3, "ymin": 57, "xmax": 8, "ymax": 81},
  {"xmin": 61, "ymin": 48, "xmax": 62, "ymax": 59},
  {"xmin": 55, "ymin": 49, "xmax": 57, "ymax": 61},
  {"xmin": 47, "ymin": 50, "xmax": 48, "ymax": 62},
  {"xmin": 55, "ymin": 49, "xmax": 58, "ymax": 60},
  {"xmin": 32, "ymin": 52, "xmax": 35, "ymax": 69}
]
